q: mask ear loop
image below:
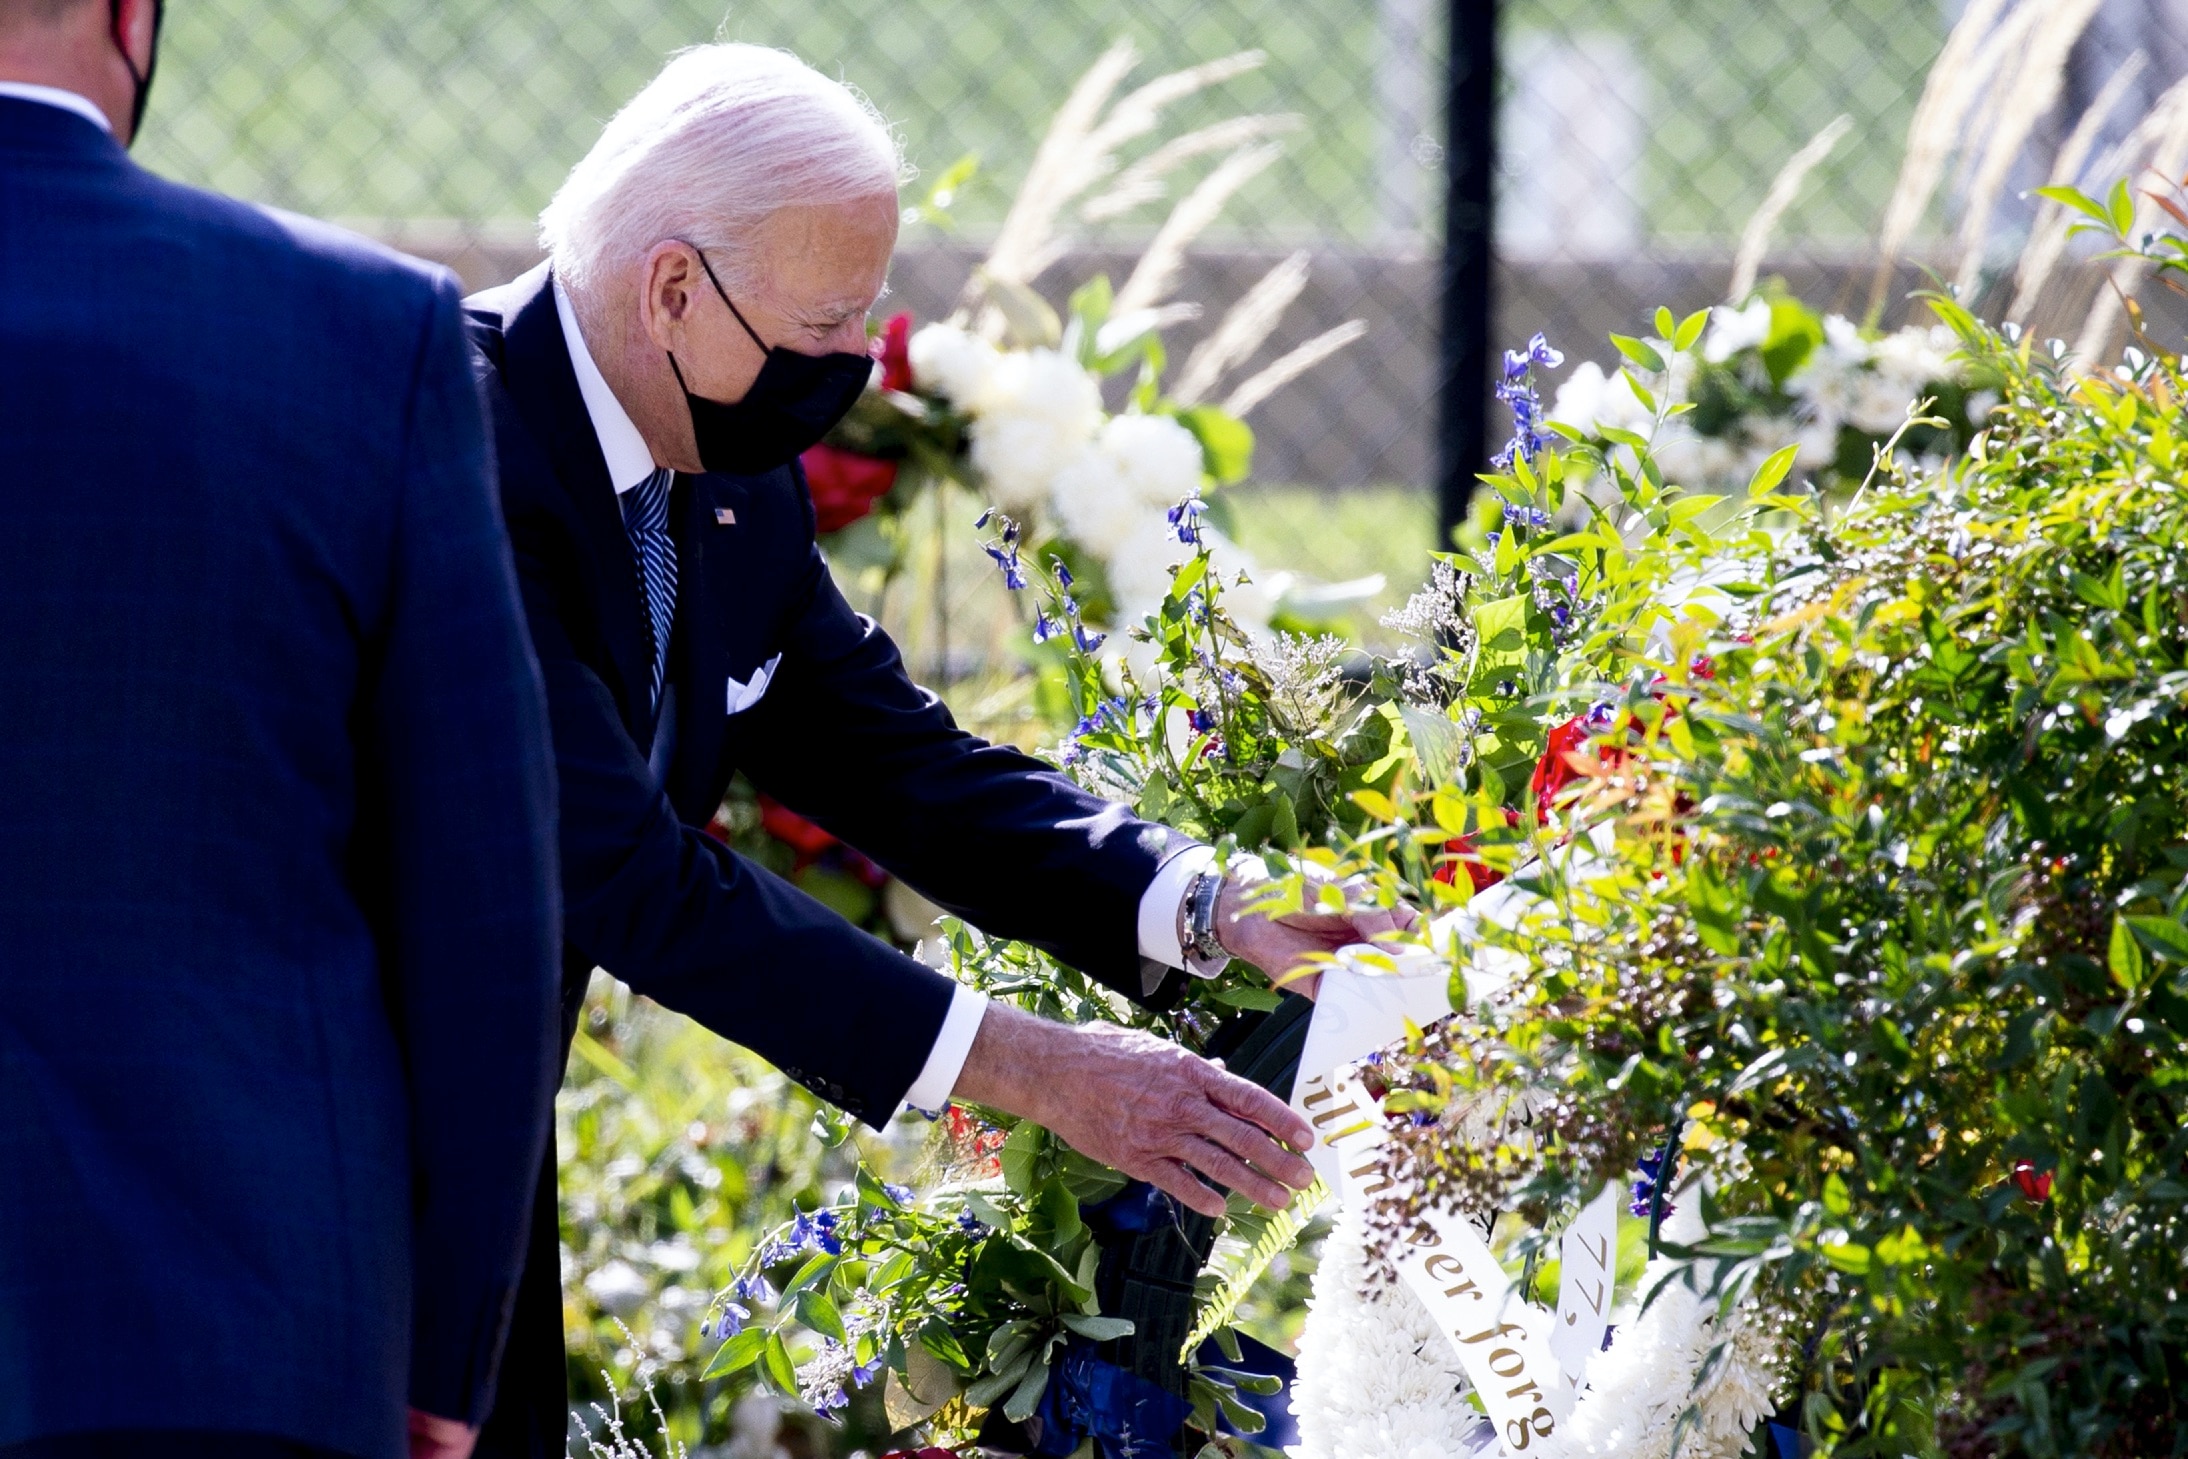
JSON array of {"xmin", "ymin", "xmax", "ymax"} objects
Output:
[
  {"xmin": 108, "ymin": 0, "xmax": 162, "ymax": 141},
  {"xmin": 673, "ymin": 240, "xmax": 771, "ymax": 353}
]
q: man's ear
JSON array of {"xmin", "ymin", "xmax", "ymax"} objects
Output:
[{"xmin": 638, "ymin": 243, "xmax": 701, "ymax": 353}]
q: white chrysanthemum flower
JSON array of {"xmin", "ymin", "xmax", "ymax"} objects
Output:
[
  {"xmin": 906, "ymin": 322, "xmax": 998, "ymax": 405},
  {"xmin": 1287, "ymin": 1201, "xmax": 1488, "ymax": 1459},
  {"xmin": 1703, "ymin": 298, "xmax": 1772, "ymax": 362},
  {"xmin": 966, "ymin": 348, "xmax": 1103, "ymax": 515}
]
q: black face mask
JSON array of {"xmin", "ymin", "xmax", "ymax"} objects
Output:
[
  {"xmin": 666, "ymin": 244, "xmax": 873, "ymax": 477},
  {"xmin": 108, "ymin": 0, "xmax": 163, "ymax": 144}
]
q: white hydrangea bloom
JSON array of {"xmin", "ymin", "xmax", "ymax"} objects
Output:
[
  {"xmin": 1703, "ymin": 298, "xmax": 1772, "ymax": 362},
  {"xmin": 1550, "ymin": 360, "xmax": 1655, "ymax": 438},
  {"xmin": 1101, "ymin": 411, "xmax": 1206, "ymax": 506},
  {"xmin": 906, "ymin": 322, "xmax": 998, "ymax": 406},
  {"xmin": 1049, "ymin": 413, "xmax": 1206, "ymax": 559},
  {"xmin": 1048, "ymin": 443, "xmax": 1140, "ymax": 559},
  {"xmin": 966, "ymin": 348, "xmax": 1103, "ymax": 515}
]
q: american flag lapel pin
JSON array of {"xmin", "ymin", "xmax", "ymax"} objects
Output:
[{"xmin": 714, "ymin": 506, "xmax": 737, "ymax": 526}]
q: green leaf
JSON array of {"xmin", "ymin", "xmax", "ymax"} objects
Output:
[
  {"xmin": 779, "ymin": 1251, "xmax": 837, "ymax": 1302},
  {"xmin": 1610, "ymin": 333, "xmax": 1668, "ymax": 373},
  {"xmin": 1746, "ymin": 443, "xmax": 1800, "ymax": 498},
  {"xmin": 2111, "ymin": 916, "xmax": 2150, "ymax": 990},
  {"xmin": 762, "ymin": 1332, "xmax": 799, "ymax": 1395},
  {"xmin": 1822, "ymin": 1173, "xmax": 1850, "ymax": 1217},
  {"xmin": 1002, "ymin": 1357, "xmax": 1053, "ymax": 1422},
  {"xmin": 1654, "ymin": 306, "xmax": 1676, "ymax": 339},
  {"xmin": 1000, "ymin": 1122, "xmax": 1046, "ymax": 1195},
  {"xmin": 796, "ymin": 1290, "xmax": 849, "ymax": 1344},
  {"xmin": 1211, "ymin": 983, "xmax": 1283, "ymax": 1011},
  {"xmin": 1178, "ymin": 405, "xmax": 1255, "ymax": 485},
  {"xmin": 2127, "ymin": 916, "xmax": 2188, "ymax": 964},
  {"xmin": 2108, "ymin": 177, "xmax": 2135, "ymax": 236},
  {"xmin": 1060, "ymin": 1313, "xmax": 1137, "ymax": 1341},
  {"xmin": 1465, "ymin": 595, "xmax": 1530, "ymax": 698},
  {"xmin": 2036, "ymin": 184, "xmax": 2116, "ymax": 229},
  {"xmin": 1673, "ymin": 308, "xmax": 1710, "ymax": 352},
  {"xmin": 701, "ymin": 1326, "xmax": 770, "ymax": 1380}
]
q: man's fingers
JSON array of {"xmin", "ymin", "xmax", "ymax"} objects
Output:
[
  {"xmin": 1202, "ymin": 1067, "xmax": 1315, "ymax": 1151},
  {"xmin": 1142, "ymin": 1157, "xmax": 1228, "ymax": 1218},
  {"xmin": 1175, "ymin": 1135, "xmax": 1296, "ymax": 1211},
  {"xmin": 1183, "ymin": 1103, "xmax": 1317, "ymax": 1192}
]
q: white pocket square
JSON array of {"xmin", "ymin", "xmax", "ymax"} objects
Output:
[{"xmin": 726, "ymin": 653, "xmax": 782, "ymax": 715}]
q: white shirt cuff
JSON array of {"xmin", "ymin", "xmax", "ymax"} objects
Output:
[
  {"xmin": 902, "ymin": 984, "xmax": 989, "ymax": 1114},
  {"xmin": 1136, "ymin": 844, "xmax": 1217, "ymax": 972}
]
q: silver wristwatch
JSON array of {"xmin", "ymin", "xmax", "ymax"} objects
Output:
[{"xmin": 1181, "ymin": 867, "xmax": 1229, "ymax": 978}]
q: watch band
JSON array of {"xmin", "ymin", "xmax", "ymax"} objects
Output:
[{"xmin": 1182, "ymin": 867, "xmax": 1228, "ymax": 977}]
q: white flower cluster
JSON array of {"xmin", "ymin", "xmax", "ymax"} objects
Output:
[
  {"xmin": 1548, "ymin": 308, "xmax": 1973, "ymax": 494},
  {"xmin": 1288, "ymin": 1187, "xmax": 1783, "ymax": 1459},
  {"xmin": 909, "ymin": 321, "xmax": 1277, "ymax": 643},
  {"xmin": 1287, "ymin": 1201, "xmax": 1493, "ymax": 1459}
]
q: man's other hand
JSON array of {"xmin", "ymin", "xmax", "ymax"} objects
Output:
[
  {"xmin": 1216, "ymin": 862, "xmax": 1419, "ymax": 999},
  {"xmin": 408, "ymin": 1408, "xmax": 478, "ymax": 1459},
  {"xmin": 951, "ymin": 1003, "xmax": 1316, "ymax": 1218}
]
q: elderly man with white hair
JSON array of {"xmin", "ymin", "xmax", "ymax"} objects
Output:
[{"xmin": 462, "ymin": 45, "xmax": 1410, "ymax": 1454}]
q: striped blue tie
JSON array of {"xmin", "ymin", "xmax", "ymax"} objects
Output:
[{"xmin": 620, "ymin": 467, "xmax": 677, "ymax": 712}]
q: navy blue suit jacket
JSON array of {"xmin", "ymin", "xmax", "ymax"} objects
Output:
[
  {"xmin": 462, "ymin": 264, "xmax": 1189, "ymax": 1455},
  {"xmin": 0, "ymin": 100, "xmax": 563, "ymax": 1457}
]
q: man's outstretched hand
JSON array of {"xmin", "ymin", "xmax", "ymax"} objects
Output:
[
  {"xmin": 1215, "ymin": 863, "xmax": 1420, "ymax": 999},
  {"xmin": 951, "ymin": 1002, "xmax": 1316, "ymax": 1218}
]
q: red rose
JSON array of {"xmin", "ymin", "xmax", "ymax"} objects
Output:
[
  {"xmin": 1529, "ymin": 702, "xmax": 1691, "ymax": 859},
  {"xmin": 1434, "ymin": 808, "xmax": 1519, "ymax": 892},
  {"xmin": 873, "ymin": 311, "xmax": 914, "ymax": 393},
  {"xmin": 800, "ymin": 443, "xmax": 898, "ymax": 534},
  {"xmin": 2012, "ymin": 1159, "xmax": 2053, "ymax": 1202},
  {"xmin": 759, "ymin": 794, "xmax": 838, "ymax": 861}
]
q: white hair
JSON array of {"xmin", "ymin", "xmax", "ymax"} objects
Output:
[{"xmin": 539, "ymin": 44, "xmax": 905, "ymax": 298}]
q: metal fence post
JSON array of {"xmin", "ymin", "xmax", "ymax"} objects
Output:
[{"xmin": 1439, "ymin": 0, "xmax": 1497, "ymax": 548}]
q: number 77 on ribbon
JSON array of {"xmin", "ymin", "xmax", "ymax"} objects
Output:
[{"xmin": 1549, "ymin": 1183, "xmax": 1622, "ymax": 1392}]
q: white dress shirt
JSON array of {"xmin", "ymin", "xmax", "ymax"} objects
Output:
[
  {"xmin": 551, "ymin": 278, "xmax": 1208, "ymax": 1112},
  {"xmin": 0, "ymin": 83, "xmax": 112, "ymax": 134}
]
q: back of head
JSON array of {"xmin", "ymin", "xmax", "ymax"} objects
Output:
[{"xmin": 540, "ymin": 43, "xmax": 905, "ymax": 299}]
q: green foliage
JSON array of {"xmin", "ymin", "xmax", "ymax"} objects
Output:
[{"xmin": 1352, "ymin": 306, "xmax": 2188, "ymax": 1455}]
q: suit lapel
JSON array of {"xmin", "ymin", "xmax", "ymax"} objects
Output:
[{"xmin": 498, "ymin": 265, "xmax": 655, "ymax": 736}]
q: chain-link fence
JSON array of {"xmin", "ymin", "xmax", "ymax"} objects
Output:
[{"xmin": 137, "ymin": 0, "xmax": 2188, "ymax": 502}]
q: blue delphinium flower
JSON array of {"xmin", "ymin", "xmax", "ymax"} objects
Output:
[
  {"xmin": 1073, "ymin": 623, "xmax": 1105, "ymax": 654},
  {"xmin": 705, "ymin": 1301, "xmax": 749, "ymax": 1340},
  {"xmin": 1492, "ymin": 331, "xmax": 1564, "ymax": 471},
  {"xmin": 1054, "ymin": 561, "xmax": 1074, "ymax": 588},
  {"xmin": 1185, "ymin": 708, "xmax": 1215, "ymax": 735},
  {"xmin": 732, "ymin": 1272, "xmax": 774, "ymax": 1304},
  {"xmin": 956, "ymin": 1207, "xmax": 988, "ymax": 1237},
  {"xmin": 974, "ymin": 506, "xmax": 994, "ymax": 529},
  {"xmin": 1502, "ymin": 501, "xmax": 1551, "ymax": 529},
  {"xmin": 850, "ymin": 1356, "xmax": 884, "ymax": 1389},
  {"xmin": 1630, "ymin": 1142, "xmax": 1679, "ymax": 1220},
  {"xmin": 882, "ymin": 1182, "xmax": 913, "ymax": 1206},
  {"xmin": 1032, "ymin": 609, "xmax": 1058, "ymax": 643},
  {"xmin": 983, "ymin": 540, "xmax": 1028, "ymax": 591},
  {"xmin": 1166, "ymin": 496, "xmax": 1204, "ymax": 544}
]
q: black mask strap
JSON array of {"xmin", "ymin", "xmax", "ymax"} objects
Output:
[
  {"xmin": 675, "ymin": 240, "xmax": 772, "ymax": 354},
  {"xmin": 108, "ymin": 0, "xmax": 163, "ymax": 142}
]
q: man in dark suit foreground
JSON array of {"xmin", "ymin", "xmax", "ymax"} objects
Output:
[
  {"xmin": 0, "ymin": 3, "xmax": 564, "ymax": 1457},
  {"xmin": 467, "ymin": 43, "xmax": 1414, "ymax": 1456}
]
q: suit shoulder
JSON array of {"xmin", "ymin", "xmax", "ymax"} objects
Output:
[{"xmin": 135, "ymin": 175, "xmax": 458, "ymax": 322}]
